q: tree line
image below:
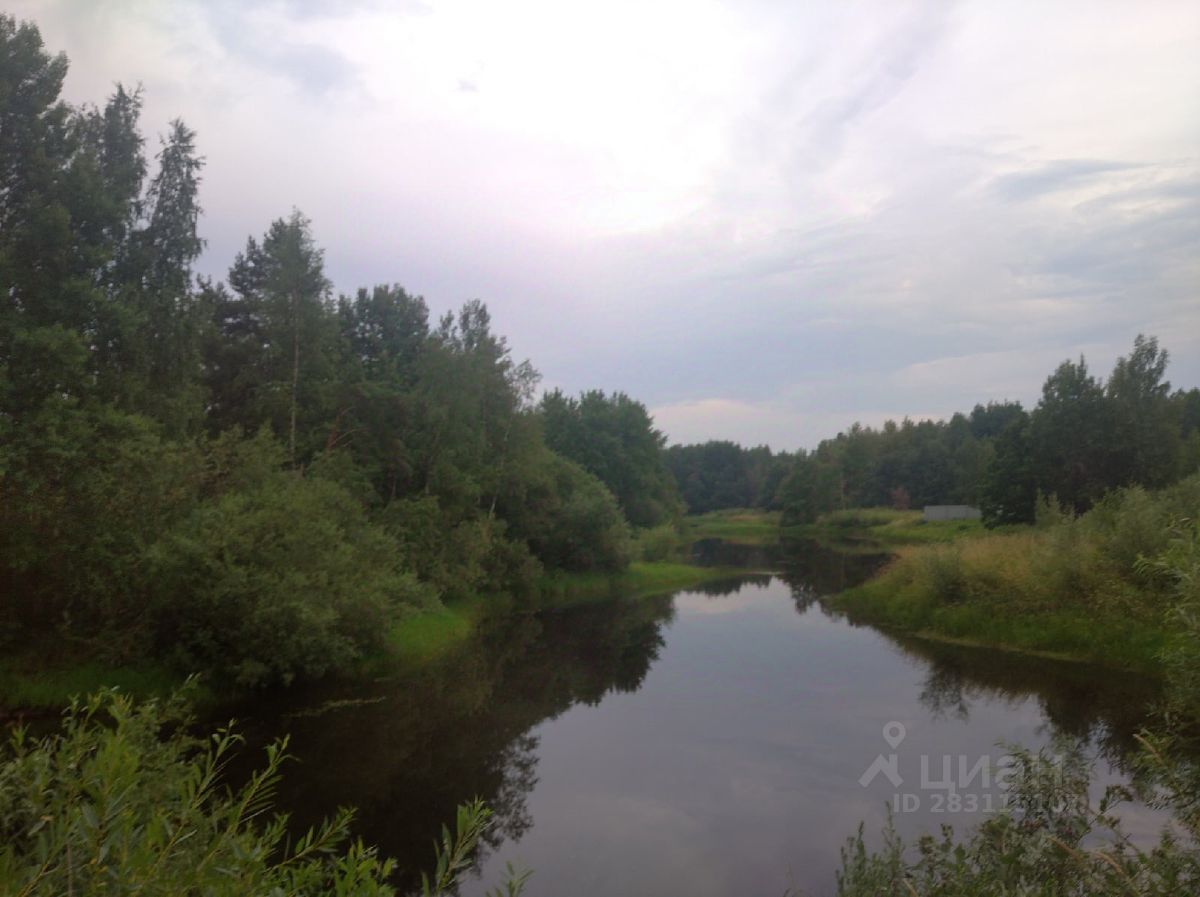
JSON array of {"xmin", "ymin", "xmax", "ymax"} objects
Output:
[
  {"xmin": 668, "ymin": 339, "xmax": 1199, "ymax": 527},
  {"xmin": 0, "ymin": 16, "xmax": 679, "ymax": 687}
]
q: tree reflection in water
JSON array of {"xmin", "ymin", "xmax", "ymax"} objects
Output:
[
  {"xmin": 225, "ymin": 538, "xmax": 1164, "ymax": 892},
  {"xmin": 225, "ymin": 593, "xmax": 677, "ymax": 891}
]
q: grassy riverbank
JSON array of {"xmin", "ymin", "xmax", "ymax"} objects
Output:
[
  {"xmin": 1, "ymin": 559, "xmax": 744, "ymax": 714},
  {"xmin": 0, "ymin": 656, "xmax": 194, "ymax": 720},
  {"xmin": 830, "ymin": 477, "xmax": 1200, "ymax": 673},
  {"xmin": 383, "ymin": 560, "xmax": 746, "ymax": 667},
  {"xmin": 684, "ymin": 509, "xmax": 783, "ymax": 543},
  {"xmin": 685, "ymin": 506, "xmax": 986, "ymax": 546},
  {"xmin": 794, "ymin": 507, "xmax": 986, "ymax": 544}
]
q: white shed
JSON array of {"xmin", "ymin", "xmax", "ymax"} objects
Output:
[{"xmin": 922, "ymin": 505, "xmax": 982, "ymax": 522}]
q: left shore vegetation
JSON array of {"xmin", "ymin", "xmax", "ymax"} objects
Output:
[{"xmin": 0, "ymin": 15, "xmax": 686, "ymax": 704}]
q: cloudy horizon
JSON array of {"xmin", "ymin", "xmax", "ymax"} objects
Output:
[{"xmin": 15, "ymin": 0, "xmax": 1200, "ymax": 450}]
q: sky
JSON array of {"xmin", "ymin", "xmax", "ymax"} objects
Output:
[{"xmin": 14, "ymin": 0, "xmax": 1200, "ymax": 449}]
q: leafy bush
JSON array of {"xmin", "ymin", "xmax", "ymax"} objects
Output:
[
  {"xmin": 147, "ymin": 471, "xmax": 435, "ymax": 686},
  {"xmin": 0, "ymin": 400, "xmax": 200, "ymax": 643},
  {"xmin": 0, "ymin": 689, "xmax": 397, "ymax": 895},
  {"xmin": 499, "ymin": 452, "xmax": 631, "ymax": 573},
  {"xmin": 836, "ymin": 741, "xmax": 1200, "ymax": 896},
  {"xmin": 0, "ymin": 688, "xmax": 527, "ymax": 896},
  {"xmin": 381, "ymin": 495, "xmax": 496, "ymax": 600},
  {"xmin": 632, "ymin": 524, "xmax": 682, "ymax": 562}
]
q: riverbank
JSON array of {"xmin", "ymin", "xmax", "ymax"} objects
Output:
[
  {"xmin": 793, "ymin": 507, "xmax": 986, "ymax": 545},
  {"xmin": 685, "ymin": 507, "xmax": 986, "ymax": 546},
  {"xmin": 380, "ymin": 560, "xmax": 746, "ymax": 669},
  {"xmin": 828, "ymin": 478, "xmax": 1200, "ymax": 674},
  {"xmin": 0, "ymin": 559, "xmax": 745, "ymax": 715},
  {"xmin": 684, "ymin": 509, "xmax": 783, "ymax": 543}
]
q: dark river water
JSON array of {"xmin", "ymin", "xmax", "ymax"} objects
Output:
[{"xmin": 229, "ymin": 540, "xmax": 1162, "ymax": 896}]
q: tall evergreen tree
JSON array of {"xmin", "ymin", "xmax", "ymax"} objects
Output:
[
  {"xmin": 214, "ymin": 211, "xmax": 333, "ymax": 464},
  {"xmin": 1106, "ymin": 334, "xmax": 1179, "ymax": 489}
]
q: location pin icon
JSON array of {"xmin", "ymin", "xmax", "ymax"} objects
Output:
[{"xmin": 883, "ymin": 721, "xmax": 906, "ymax": 749}]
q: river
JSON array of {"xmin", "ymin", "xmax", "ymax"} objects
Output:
[{"xmin": 229, "ymin": 539, "xmax": 1162, "ymax": 896}]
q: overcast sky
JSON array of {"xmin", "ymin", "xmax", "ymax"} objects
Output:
[{"xmin": 15, "ymin": 0, "xmax": 1200, "ymax": 449}]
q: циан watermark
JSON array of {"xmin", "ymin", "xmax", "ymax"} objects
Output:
[{"xmin": 859, "ymin": 721, "xmax": 1065, "ymax": 814}]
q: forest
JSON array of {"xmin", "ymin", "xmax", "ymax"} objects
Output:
[
  {"xmin": 0, "ymin": 16, "xmax": 680, "ymax": 690},
  {"xmin": 673, "ymin": 339, "xmax": 1200, "ymax": 527},
  {"xmin": 4, "ymin": 10, "xmax": 1200, "ymax": 692},
  {"xmin": 2, "ymin": 14, "xmax": 1198, "ymax": 897}
]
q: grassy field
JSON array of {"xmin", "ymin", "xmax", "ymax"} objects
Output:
[{"xmin": 382, "ymin": 592, "xmax": 492, "ymax": 668}]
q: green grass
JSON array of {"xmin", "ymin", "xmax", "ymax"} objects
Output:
[
  {"xmin": 537, "ymin": 560, "xmax": 746, "ymax": 608},
  {"xmin": 0, "ymin": 658, "xmax": 200, "ymax": 716},
  {"xmin": 834, "ymin": 574, "xmax": 1167, "ymax": 672},
  {"xmin": 382, "ymin": 593, "xmax": 490, "ymax": 668},
  {"xmin": 828, "ymin": 511, "xmax": 1183, "ymax": 674},
  {"xmin": 793, "ymin": 507, "xmax": 986, "ymax": 545},
  {"xmin": 2, "ymin": 560, "xmax": 737, "ymax": 714},
  {"xmin": 684, "ymin": 506, "xmax": 986, "ymax": 546},
  {"xmin": 684, "ymin": 509, "xmax": 782, "ymax": 543},
  {"xmin": 380, "ymin": 560, "xmax": 745, "ymax": 667}
]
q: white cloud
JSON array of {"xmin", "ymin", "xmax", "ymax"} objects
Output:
[{"xmin": 11, "ymin": 0, "xmax": 1199, "ymax": 449}]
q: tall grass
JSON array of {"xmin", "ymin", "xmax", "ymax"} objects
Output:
[
  {"xmin": 796, "ymin": 506, "xmax": 986, "ymax": 545},
  {"xmin": 832, "ymin": 475, "xmax": 1200, "ymax": 672},
  {"xmin": 684, "ymin": 509, "xmax": 782, "ymax": 543},
  {"xmin": 0, "ymin": 660, "xmax": 196, "ymax": 715}
]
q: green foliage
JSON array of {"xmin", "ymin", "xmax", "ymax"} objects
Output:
[
  {"xmin": 0, "ymin": 688, "xmax": 528, "ymax": 896},
  {"xmin": 210, "ymin": 211, "xmax": 336, "ymax": 464},
  {"xmin": 766, "ymin": 337, "xmax": 1193, "ymax": 529},
  {"xmin": 778, "ymin": 448, "xmax": 843, "ymax": 525},
  {"xmin": 632, "ymin": 524, "xmax": 684, "ymax": 562},
  {"xmin": 833, "ymin": 476, "xmax": 1200, "ymax": 673},
  {"xmin": 1137, "ymin": 518, "xmax": 1200, "ymax": 725},
  {"xmin": 498, "ymin": 451, "xmax": 631, "ymax": 573},
  {"xmin": 146, "ymin": 464, "xmax": 435, "ymax": 687},
  {"xmin": 1, "ymin": 16, "xmax": 648, "ymax": 693},
  {"xmin": 836, "ymin": 741, "xmax": 1200, "ymax": 896},
  {"xmin": 684, "ymin": 509, "xmax": 782, "ymax": 543},
  {"xmin": 0, "ymin": 400, "xmax": 198, "ymax": 642},
  {"xmin": 980, "ymin": 415, "xmax": 1037, "ymax": 526},
  {"xmin": 666, "ymin": 441, "xmax": 792, "ymax": 513},
  {"xmin": 0, "ymin": 688, "xmax": 398, "ymax": 895},
  {"xmin": 541, "ymin": 388, "xmax": 682, "ymax": 527},
  {"xmin": 420, "ymin": 798, "xmax": 530, "ymax": 897}
]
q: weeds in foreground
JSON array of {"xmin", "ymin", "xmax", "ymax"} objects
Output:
[
  {"xmin": 0, "ymin": 686, "xmax": 526, "ymax": 897},
  {"xmin": 835, "ymin": 740, "xmax": 1200, "ymax": 896}
]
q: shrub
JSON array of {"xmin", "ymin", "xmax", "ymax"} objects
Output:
[
  {"xmin": 632, "ymin": 524, "xmax": 682, "ymax": 562},
  {"xmin": 499, "ymin": 452, "xmax": 631, "ymax": 574},
  {"xmin": 920, "ymin": 546, "xmax": 968, "ymax": 604},
  {"xmin": 147, "ymin": 472, "xmax": 435, "ymax": 686},
  {"xmin": 0, "ymin": 689, "xmax": 397, "ymax": 895},
  {"xmin": 381, "ymin": 495, "xmax": 495, "ymax": 600},
  {"xmin": 837, "ymin": 741, "xmax": 1200, "ymax": 896},
  {"xmin": 0, "ymin": 688, "xmax": 527, "ymax": 896}
]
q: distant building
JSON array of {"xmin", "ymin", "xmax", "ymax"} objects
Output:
[{"xmin": 923, "ymin": 505, "xmax": 982, "ymax": 522}]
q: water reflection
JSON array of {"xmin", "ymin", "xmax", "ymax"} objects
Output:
[
  {"xmin": 230, "ymin": 594, "xmax": 676, "ymax": 890},
  {"xmin": 889, "ymin": 634, "xmax": 1156, "ymax": 766},
  {"xmin": 228, "ymin": 540, "xmax": 1163, "ymax": 896}
]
